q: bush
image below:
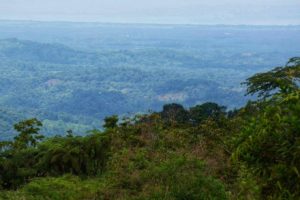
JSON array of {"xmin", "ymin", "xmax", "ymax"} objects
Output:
[
  {"xmin": 0, "ymin": 175, "xmax": 103, "ymax": 200},
  {"xmin": 233, "ymin": 91, "xmax": 300, "ymax": 199}
]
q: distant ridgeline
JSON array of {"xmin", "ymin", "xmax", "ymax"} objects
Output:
[{"xmin": 0, "ymin": 58, "xmax": 300, "ymax": 199}]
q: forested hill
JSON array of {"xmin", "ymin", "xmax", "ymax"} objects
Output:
[
  {"xmin": 0, "ymin": 38, "xmax": 248, "ymax": 139},
  {"xmin": 1, "ymin": 24, "xmax": 300, "ymax": 139},
  {"xmin": 0, "ymin": 58, "xmax": 300, "ymax": 199},
  {"xmin": 0, "ymin": 38, "xmax": 99, "ymax": 65}
]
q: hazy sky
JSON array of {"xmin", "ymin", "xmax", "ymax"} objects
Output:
[{"xmin": 1, "ymin": 0, "xmax": 300, "ymax": 25}]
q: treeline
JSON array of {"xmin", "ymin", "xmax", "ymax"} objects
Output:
[{"xmin": 0, "ymin": 57, "xmax": 300, "ymax": 199}]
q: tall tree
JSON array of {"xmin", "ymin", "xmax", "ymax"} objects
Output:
[
  {"xmin": 13, "ymin": 118, "xmax": 44, "ymax": 149},
  {"xmin": 244, "ymin": 57, "xmax": 300, "ymax": 99}
]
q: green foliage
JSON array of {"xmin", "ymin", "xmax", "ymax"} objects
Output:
[
  {"xmin": 36, "ymin": 133, "xmax": 110, "ymax": 176},
  {"xmin": 146, "ymin": 156, "xmax": 227, "ymax": 200},
  {"xmin": 103, "ymin": 115, "xmax": 119, "ymax": 129},
  {"xmin": 160, "ymin": 103, "xmax": 189, "ymax": 125},
  {"xmin": 13, "ymin": 118, "xmax": 44, "ymax": 149},
  {"xmin": 1, "ymin": 58, "xmax": 300, "ymax": 199},
  {"xmin": 0, "ymin": 175, "xmax": 103, "ymax": 200},
  {"xmin": 233, "ymin": 90, "xmax": 300, "ymax": 199},
  {"xmin": 0, "ymin": 129, "xmax": 110, "ymax": 189},
  {"xmin": 244, "ymin": 57, "xmax": 300, "ymax": 99},
  {"xmin": 159, "ymin": 102, "xmax": 227, "ymax": 126},
  {"xmin": 190, "ymin": 102, "xmax": 227, "ymax": 124},
  {"xmin": 233, "ymin": 58, "xmax": 300, "ymax": 199}
]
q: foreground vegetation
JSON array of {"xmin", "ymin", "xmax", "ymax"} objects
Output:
[{"xmin": 0, "ymin": 57, "xmax": 300, "ymax": 199}]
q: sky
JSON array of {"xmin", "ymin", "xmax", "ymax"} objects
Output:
[{"xmin": 0, "ymin": 0, "xmax": 300, "ymax": 25}]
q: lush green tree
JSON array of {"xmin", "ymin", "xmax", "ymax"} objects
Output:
[
  {"xmin": 244, "ymin": 57, "xmax": 300, "ymax": 99},
  {"xmin": 160, "ymin": 103, "xmax": 189, "ymax": 125},
  {"xmin": 233, "ymin": 58, "xmax": 300, "ymax": 199},
  {"xmin": 13, "ymin": 118, "xmax": 44, "ymax": 149},
  {"xmin": 233, "ymin": 90, "xmax": 300, "ymax": 199},
  {"xmin": 190, "ymin": 102, "xmax": 226, "ymax": 124},
  {"xmin": 103, "ymin": 115, "xmax": 119, "ymax": 129}
]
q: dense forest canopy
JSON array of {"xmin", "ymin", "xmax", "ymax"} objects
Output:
[
  {"xmin": 0, "ymin": 58, "xmax": 300, "ymax": 199},
  {"xmin": 0, "ymin": 22, "xmax": 300, "ymax": 140}
]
